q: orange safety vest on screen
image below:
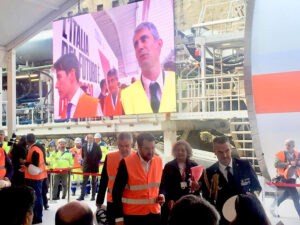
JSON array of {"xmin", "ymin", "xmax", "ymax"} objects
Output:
[
  {"xmin": 25, "ymin": 145, "xmax": 47, "ymax": 180},
  {"xmin": 0, "ymin": 148, "xmax": 6, "ymax": 178},
  {"xmin": 122, "ymin": 153, "xmax": 163, "ymax": 215},
  {"xmin": 73, "ymin": 94, "xmax": 99, "ymax": 118},
  {"xmin": 276, "ymin": 150, "xmax": 300, "ymax": 178},
  {"xmin": 104, "ymin": 89, "xmax": 124, "ymax": 116}
]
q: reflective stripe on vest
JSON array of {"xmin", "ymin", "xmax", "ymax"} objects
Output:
[
  {"xmin": 125, "ymin": 182, "xmax": 160, "ymax": 190},
  {"xmin": 108, "ymin": 175, "xmax": 116, "ymax": 181},
  {"xmin": 122, "ymin": 153, "xmax": 163, "ymax": 215},
  {"xmin": 106, "ymin": 151, "xmax": 122, "ymax": 202},
  {"xmin": 122, "ymin": 197, "xmax": 157, "ymax": 205},
  {"xmin": 25, "ymin": 145, "xmax": 47, "ymax": 180}
]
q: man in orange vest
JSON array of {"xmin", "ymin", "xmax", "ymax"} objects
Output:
[
  {"xmin": 54, "ymin": 53, "xmax": 102, "ymax": 119},
  {"xmin": 103, "ymin": 68, "xmax": 124, "ymax": 116},
  {"xmin": 96, "ymin": 132, "xmax": 135, "ymax": 225},
  {"xmin": 271, "ymin": 139, "xmax": 300, "ymax": 218},
  {"xmin": 0, "ymin": 145, "xmax": 13, "ymax": 188},
  {"xmin": 112, "ymin": 132, "xmax": 165, "ymax": 225},
  {"xmin": 22, "ymin": 133, "xmax": 47, "ymax": 224}
]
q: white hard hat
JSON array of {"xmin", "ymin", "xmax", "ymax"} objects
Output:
[
  {"xmin": 74, "ymin": 137, "xmax": 82, "ymax": 144},
  {"xmin": 58, "ymin": 138, "xmax": 67, "ymax": 144},
  {"xmin": 94, "ymin": 133, "xmax": 102, "ymax": 139}
]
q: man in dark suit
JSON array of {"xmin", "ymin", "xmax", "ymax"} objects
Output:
[
  {"xmin": 201, "ymin": 136, "xmax": 261, "ymax": 225},
  {"xmin": 77, "ymin": 134, "xmax": 102, "ymax": 201}
]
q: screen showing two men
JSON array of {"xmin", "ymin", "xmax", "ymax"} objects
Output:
[{"xmin": 52, "ymin": 0, "xmax": 176, "ymax": 120}]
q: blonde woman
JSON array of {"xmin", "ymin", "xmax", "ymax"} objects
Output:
[{"xmin": 160, "ymin": 140, "xmax": 200, "ymax": 225}]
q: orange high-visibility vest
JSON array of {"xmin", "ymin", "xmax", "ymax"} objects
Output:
[
  {"xmin": 0, "ymin": 148, "xmax": 6, "ymax": 178},
  {"xmin": 106, "ymin": 151, "xmax": 121, "ymax": 203},
  {"xmin": 73, "ymin": 93, "xmax": 99, "ymax": 118},
  {"xmin": 104, "ymin": 89, "xmax": 124, "ymax": 116},
  {"xmin": 25, "ymin": 145, "xmax": 47, "ymax": 180},
  {"xmin": 122, "ymin": 153, "xmax": 163, "ymax": 215},
  {"xmin": 276, "ymin": 150, "xmax": 300, "ymax": 178},
  {"xmin": 106, "ymin": 150, "xmax": 135, "ymax": 202}
]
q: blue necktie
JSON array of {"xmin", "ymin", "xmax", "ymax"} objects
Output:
[
  {"xmin": 149, "ymin": 82, "xmax": 160, "ymax": 113},
  {"xmin": 66, "ymin": 103, "xmax": 72, "ymax": 119},
  {"xmin": 226, "ymin": 166, "xmax": 234, "ymax": 183}
]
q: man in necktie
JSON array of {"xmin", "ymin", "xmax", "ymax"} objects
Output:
[
  {"xmin": 103, "ymin": 68, "xmax": 124, "ymax": 116},
  {"xmin": 54, "ymin": 53, "xmax": 102, "ymax": 119},
  {"xmin": 121, "ymin": 21, "xmax": 176, "ymax": 115},
  {"xmin": 77, "ymin": 134, "xmax": 102, "ymax": 201},
  {"xmin": 201, "ymin": 136, "xmax": 261, "ymax": 225},
  {"xmin": 66, "ymin": 102, "xmax": 73, "ymax": 120}
]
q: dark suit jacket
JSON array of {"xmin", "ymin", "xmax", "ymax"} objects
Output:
[
  {"xmin": 201, "ymin": 158, "xmax": 261, "ymax": 225},
  {"xmin": 159, "ymin": 159, "xmax": 199, "ymax": 202},
  {"xmin": 82, "ymin": 142, "xmax": 102, "ymax": 173},
  {"xmin": 159, "ymin": 159, "xmax": 199, "ymax": 225}
]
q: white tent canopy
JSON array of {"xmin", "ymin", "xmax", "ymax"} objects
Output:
[
  {"xmin": 0, "ymin": 0, "xmax": 79, "ymax": 136},
  {"xmin": 0, "ymin": 0, "xmax": 79, "ymax": 66}
]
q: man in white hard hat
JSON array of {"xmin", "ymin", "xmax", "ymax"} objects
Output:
[
  {"xmin": 94, "ymin": 133, "xmax": 109, "ymax": 174},
  {"xmin": 70, "ymin": 137, "xmax": 83, "ymax": 196}
]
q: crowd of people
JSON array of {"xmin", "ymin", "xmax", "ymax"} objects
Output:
[{"xmin": 0, "ymin": 130, "xmax": 277, "ymax": 225}]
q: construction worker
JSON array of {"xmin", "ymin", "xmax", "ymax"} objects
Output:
[
  {"xmin": 22, "ymin": 133, "xmax": 47, "ymax": 224},
  {"xmin": 94, "ymin": 133, "xmax": 109, "ymax": 173},
  {"xmin": 0, "ymin": 130, "xmax": 10, "ymax": 154},
  {"xmin": 270, "ymin": 139, "xmax": 300, "ymax": 218},
  {"xmin": 51, "ymin": 138, "xmax": 74, "ymax": 200},
  {"xmin": 94, "ymin": 132, "xmax": 109, "ymax": 195},
  {"xmin": 96, "ymin": 132, "xmax": 135, "ymax": 225},
  {"xmin": 45, "ymin": 140, "xmax": 56, "ymax": 204},
  {"xmin": 0, "ymin": 144, "xmax": 13, "ymax": 189},
  {"xmin": 70, "ymin": 137, "xmax": 83, "ymax": 196}
]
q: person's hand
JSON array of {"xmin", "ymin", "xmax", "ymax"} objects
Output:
[
  {"xmin": 19, "ymin": 165, "xmax": 26, "ymax": 172},
  {"xmin": 167, "ymin": 200, "xmax": 175, "ymax": 210},
  {"xmin": 190, "ymin": 177, "xmax": 200, "ymax": 192},
  {"xmin": 0, "ymin": 178, "xmax": 11, "ymax": 188},
  {"xmin": 157, "ymin": 194, "xmax": 165, "ymax": 205}
]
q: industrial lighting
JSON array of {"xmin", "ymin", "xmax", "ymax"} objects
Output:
[{"xmin": 16, "ymin": 74, "xmax": 39, "ymax": 79}]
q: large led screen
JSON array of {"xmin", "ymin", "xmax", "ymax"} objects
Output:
[
  {"xmin": 53, "ymin": 0, "xmax": 175, "ymax": 119},
  {"xmin": 245, "ymin": 0, "xmax": 300, "ymax": 178}
]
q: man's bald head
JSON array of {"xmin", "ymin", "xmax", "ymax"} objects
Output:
[{"xmin": 55, "ymin": 201, "xmax": 94, "ymax": 225}]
